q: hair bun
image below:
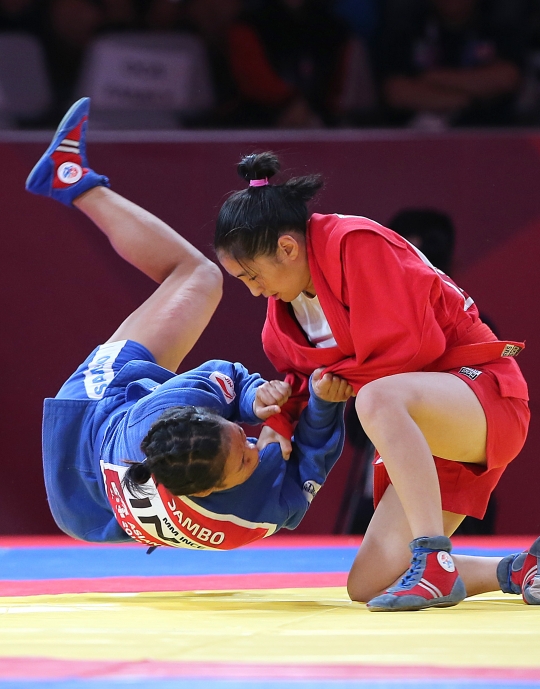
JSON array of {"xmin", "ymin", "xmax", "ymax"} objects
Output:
[{"xmin": 238, "ymin": 152, "xmax": 280, "ymax": 183}]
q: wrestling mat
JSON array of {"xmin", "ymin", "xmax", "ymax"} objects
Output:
[{"xmin": 0, "ymin": 535, "xmax": 538, "ymax": 689}]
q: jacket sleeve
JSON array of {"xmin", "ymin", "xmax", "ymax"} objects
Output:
[
  {"xmin": 279, "ymin": 379, "xmax": 346, "ymax": 529},
  {"xmin": 292, "ymin": 379, "xmax": 346, "ymax": 491},
  {"xmin": 230, "ymin": 361, "xmax": 268, "ymax": 425}
]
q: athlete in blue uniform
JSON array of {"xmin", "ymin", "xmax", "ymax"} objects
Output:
[{"xmin": 28, "ymin": 98, "xmax": 353, "ymax": 551}]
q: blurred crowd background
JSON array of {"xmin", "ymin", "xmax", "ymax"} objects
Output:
[{"xmin": 3, "ymin": 0, "xmax": 540, "ymax": 129}]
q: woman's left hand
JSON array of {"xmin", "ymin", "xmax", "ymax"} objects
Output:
[
  {"xmin": 253, "ymin": 380, "xmax": 292, "ymax": 420},
  {"xmin": 257, "ymin": 425, "xmax": 293, "ymax": 459}
]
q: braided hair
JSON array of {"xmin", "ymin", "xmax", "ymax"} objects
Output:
[
  {"xmin": 123, "ymin": 406, "xmax": 229, "ymax": 498},
  {"xmin": 214, "ymin": 151, "xmax": 323, "ymax": 262}
]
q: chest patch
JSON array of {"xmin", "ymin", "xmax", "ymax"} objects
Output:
[{"xmin": 210, "ymin": 371, "xmax": 236, "ymax": 403}]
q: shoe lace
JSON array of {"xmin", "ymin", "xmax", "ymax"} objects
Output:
[{"xmin": 399, "ymin": 549, "xmax": 427, "ymax": 587}]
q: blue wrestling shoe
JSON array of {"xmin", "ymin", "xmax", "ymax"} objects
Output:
[
  {"xmin": 25, "ymin": 97, "xmax": 110, "ymax": 206},
  {"xmin": 497, "ymin": 536, "xmax": 540, "ymax": 605},
  {"xmin": 366, "ymin": 536, "xmax": 467, "ymax": 612}
]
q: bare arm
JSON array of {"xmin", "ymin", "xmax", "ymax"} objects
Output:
[
  {"xmin": 424, "ymin": 61, "xmax": 521, "ymax": 98},
  {"xmin": 383, "ymin": 75, "xmax": 471, "ymax": 112},
  {"xmin": 384, "ymin": 61, "xmax": 520, "ymax": 113}
]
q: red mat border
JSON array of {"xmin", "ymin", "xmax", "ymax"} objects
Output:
[
  {"xmin": 0, "ymin": 658, "xmax": 539, "ymax": 681},
  {"xmin": 0, "ymin": 572, "xmax": 347, "ymax": 596}
]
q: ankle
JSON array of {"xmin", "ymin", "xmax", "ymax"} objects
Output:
[{"xmin": 410, "ymin": 535, "xmax": 452, "ymax": 553}]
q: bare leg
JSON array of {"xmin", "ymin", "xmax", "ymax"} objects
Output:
[
  {"xmin": 355, "ymin": 371, "xmax": 487, "ymax": 539},
  {"xmin": 74, "ymin": 186, "xmax": 223, "ymax": 371},
  {"xmin": 453, "ymin": 555, "xmax": 502, "ymax": 597},
  {"xmin": 347, "ymin": 485, "xmax": 501, "ymax": 601}
]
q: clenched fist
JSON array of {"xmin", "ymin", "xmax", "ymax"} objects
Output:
[
  {"xmin": 312, "ymin": 368, "xmax": 354, "ymax": 402},
  {"xmin": 253, "ymin": 380, "xmax": 292, "ymax": 420}
]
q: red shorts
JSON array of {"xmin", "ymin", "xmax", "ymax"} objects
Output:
[{"xmin": 373, "ymin": 357, "xmax": 530, "ymax": 519}]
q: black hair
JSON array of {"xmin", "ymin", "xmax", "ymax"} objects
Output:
[
  {"xmin": 214, "ymin": 152, "xmax": 323, "ymax": 261},
  {"xmin": 388, "ymin": 208, "xmax": 455, "ymax": 276},
  {"xmin": 122, "ymin": 406, "xmax": 229, "ymax": 498}
]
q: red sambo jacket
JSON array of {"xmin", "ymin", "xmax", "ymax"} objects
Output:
[{"xmin": 262, "ymin": 213, "xmax": 527, "ymax": 439}]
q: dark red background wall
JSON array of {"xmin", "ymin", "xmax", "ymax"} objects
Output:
[{"xmin": 2, "ymin": 130, "xmax": 539, "ymax": 535}]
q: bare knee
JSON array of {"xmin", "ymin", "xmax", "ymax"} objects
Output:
[
  {"xmin": 355, "ymin": 377, "xmax": 412, "ymax": 432},
  {"xmin": 189, "ymin": 259, "xmax": 223, "ymax": 304},
  {"xmin": 346, "ymin": 561, "xmax": 384, "ymax": 603},
  {"xmin": 347, "ymin": 571, "xmax": 370, "ymax": 603},
  {"xmin": 202, "ymin": 260, "xmax": 224, "ymax": 296},
  {"xmin": 346, "ymin": 547, "xmax": 393, "ymax": 603}
]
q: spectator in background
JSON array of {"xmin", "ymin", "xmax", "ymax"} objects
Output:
[
  {"xmin": 141, "ymin": 0, "xmax": 248, "ymax": 127},
  {"xmin": 42, "ymin": 0, "xmax": 139, "ymax": 110},
  {"xmin": 329, "ymin": 0, "xmax": 383, "ymax": 126},
  {"xmin": 227, "ymin": 0, "xmax": 349, "ymax": 127},
  {"xmin": 147, "ymin": 0, "xmax": 247, "ymax": 128},
  {"xmin": 390, "ymin": 207, "xmax": 455, "ymax": 274},
  {"xmin": 379, "ymin": 0, "xmax": 524, "ymax": 128},
  {"xmin": 513, "ymin": 0, "xmax": 540, "ymax": 124},
  {"xmin": 332, "ymin": 0, "xmax": 381, "ymax": 46}
]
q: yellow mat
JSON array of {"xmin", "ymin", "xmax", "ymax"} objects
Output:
[{"xmin": 1, "ymin": 588, "xmax": 538, "ymax": 669}]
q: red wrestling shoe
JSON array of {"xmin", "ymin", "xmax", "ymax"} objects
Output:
[
  {"xmin": 366, "ymin": 536, "xmax": 467, "ymax": 612},
  {"xmin": 26, "ymin": 97, "xmax": 109, "ymax": 206},
  {"xmin": 497, "ymin": 536, "xmax": 540, "ymax": 605}
]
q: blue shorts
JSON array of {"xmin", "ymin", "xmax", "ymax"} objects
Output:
[
  {"xmin": 44, "ymin": 339, "xmax": 161, "ymax": 543},
  {"xmin": 56, "ymin": 339, "xmax": 155, "ymax": 401}
]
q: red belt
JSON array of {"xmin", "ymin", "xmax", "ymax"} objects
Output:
[{"xmin": 426, "ymin": 340, "xmax": 524, "ymax": 373}]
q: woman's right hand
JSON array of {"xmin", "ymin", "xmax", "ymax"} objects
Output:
[
  {"xmin": 257, "ymin": 425, "xmax": 293, "ymax": 460},
  {"xmin": 312, "ymin": 368, "xmax": 354, "ymax": 402}
]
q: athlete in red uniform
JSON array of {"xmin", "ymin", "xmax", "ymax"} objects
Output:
[{"xmin": 214, "ymin": 151, "xmax": 537, "ymax": 612}]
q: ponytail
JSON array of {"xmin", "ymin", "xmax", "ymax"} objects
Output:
[{"xmin": 215, "ymin": 151, "xmax": 323, "ymax": 261}]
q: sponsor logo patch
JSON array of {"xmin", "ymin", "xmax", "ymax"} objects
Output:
[
  {"xmin": 437, "ymin": 551, "xmax": 456, "ymax": 572},
  {"xmin": 83, "ymin": 340, "xmax": 127, "ymax": 399},
  {"xmin": 302, "ymin": 480, "xmax": 321, "ymax": 503},
  {"xmin": 459, "ymin": 367, "xmax": 482, "ymax": 380},
  {"xmin": 57, "ymin": 161, "xmax": 83, "ymax": 184},
  {"xmin": 502, "ymin": 344, "xmax": 523, "ymax": 358},
  {"xmin": 210, "ymin": 371, "xmax": 236, "ymax": 403}
]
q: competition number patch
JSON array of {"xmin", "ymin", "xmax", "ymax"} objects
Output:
[{"xmin": 101, "ymin": 462, "xmax": 276, "ymax": 550}]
